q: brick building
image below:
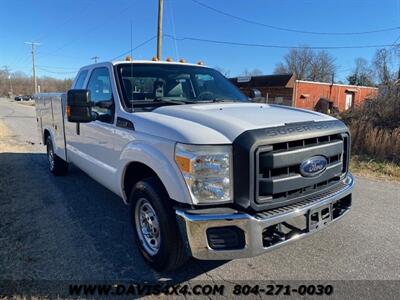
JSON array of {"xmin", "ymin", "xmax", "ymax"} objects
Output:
[{"xmin": 231, "ymin": 74, "xmax": 378, "ymax": 113}]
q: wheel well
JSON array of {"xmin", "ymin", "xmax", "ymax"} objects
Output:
[
  {"xmin": 123, "ymin": 162, "xmax": 166, "ymax": 203},
  {"xmin": 43, "ymin": 129, "xmax": 50, "ymax": 144}
]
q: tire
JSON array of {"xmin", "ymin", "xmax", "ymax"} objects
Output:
[
  {"xmin": 46, "ymin": 137, "xmax": 68, "ymax": 176},
  {"xmin": 130, "ymin": 177, "xmax": 188, "ymax": 272}
]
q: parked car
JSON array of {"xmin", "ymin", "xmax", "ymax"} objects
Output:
[
  {"xmin": 14, "ymin": 96, "xmax": 23, "ymax": 101},
  {"xmin": 22, "ymin": 95, "xmax": 32, "ymax": 101},
  {"xmin": 35, "ymin": 59, "xmax": 354, "ymax": 271}
]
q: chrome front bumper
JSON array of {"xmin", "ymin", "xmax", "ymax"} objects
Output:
[{"xmin": 176, "ymin": 173, "xmax": 354, "ymax": 260}]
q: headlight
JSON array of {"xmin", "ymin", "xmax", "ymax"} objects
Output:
[{"xmin": 175, "ymin": 143, "xmax": 232, "ymax": 204}]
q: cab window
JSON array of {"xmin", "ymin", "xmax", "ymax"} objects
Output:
[
  {"xmin": 86, "ymin": 67, "xmax": 114, "ymax": 123},
  {"xmin": 74, "ymin": 70, "xmax": 88, "ymax": 89}
]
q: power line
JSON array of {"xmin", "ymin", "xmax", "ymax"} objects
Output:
[
  {"xmin": 392, "ymin": 34, "xmax": 400, "ymax": 46},
  {"xmin": 32, "ymin": 1, "xmax": 93, "ymax": 43},
  {"xmin": 110, "ymin": 36, "xmax": 157, "ymax": 61},
  {"xmin": 37, "ymin": 1, "xmax": 136, "ymax": 61},
  {"xmin": 36, "ymin": 66, "xmax": 78, "ymax": 75},
  {"xmin": 36, "ymin": 65, "xmax": 80, "ymax": 70},
  {"xmin": 190, "ymin": 0, "xmax": 400, "ymax": 36},
  {"xmin": 163, "ymin": 34, "xmax": 399, "ymax": 50}
]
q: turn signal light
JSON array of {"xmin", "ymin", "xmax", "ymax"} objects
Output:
[
  {"xmin": 66, "ymin": 105, "xmax": 71, "ymax": 118},
  {"xmin": 175, "ymin": 155, "xmax": 191, "ymax": 173}
]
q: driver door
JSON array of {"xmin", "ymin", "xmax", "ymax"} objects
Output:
[{"xmin": 71, "ymin": 66, "xmax": 118, "ymax": 190}]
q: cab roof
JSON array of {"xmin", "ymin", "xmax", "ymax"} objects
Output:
[
  {"xmin": 77, "ymin": 60, "xmax": 209, "ymax": 73},
  {"xmin": 111, "ymin": 60, "xmax": 207, "ymax": 67}
]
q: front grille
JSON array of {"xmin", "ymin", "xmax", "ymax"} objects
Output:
[
  {"xmin": 254, "ymin": 180, "xmax": 348, "ymax": 219},
  {"xmin": 254, "ymin": 133, "xmax": 349, "ymax": 209},
  {"xmin": 232, "ymin": 120, "xmax": 350, "ymax": 212}
]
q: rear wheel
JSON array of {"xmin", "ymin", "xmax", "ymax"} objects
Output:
[
  {"xmin": 46, "ymin": 137, "xmax": 68, "ymax": 176},
  {"xmin": 130, "ymin": 177, "xmax": 188, "ymax": 272}
]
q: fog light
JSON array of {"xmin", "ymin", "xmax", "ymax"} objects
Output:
[{"xmin": 206, "ymin": 226, "xmax": 245, "ymax": 250}]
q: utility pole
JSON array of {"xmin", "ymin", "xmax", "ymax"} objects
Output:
[
  {"xmin": 91, "ymin": 56, "xmax": 100, "ymax": 63},
  {"xmin": 3, "ymin": 66, "xmax": 13, "ymax": 95},
  {"xmin": 156, "ymin": 0, "xmax": 164, "ymax": 60},
  {"xmin": 25, "ymin": 41, "xmax": 40, "ymax": 94}
]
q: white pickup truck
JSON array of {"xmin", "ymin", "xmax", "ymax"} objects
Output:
[{"xmin": 35, "ymin": 59, "xmax": 354, "ymax": 271}]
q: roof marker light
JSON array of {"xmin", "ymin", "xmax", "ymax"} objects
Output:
[
  {"xmin": 179, "ymin": 58, "xmax": 186, "ymax": 63},
  {"xmin": 166, "ymin": 57, "xmax": 173, "ymax": 62},
  {"xmin": 125, "ymin": 56, "xmax": 133, "ymax": 61},
  {"xmin": 152, "ymin": 56, "xmax": 159, "ymax": 61},
  {"xmin": 197, "ymin": 61, "xmax": 204, "ymax": 65}
]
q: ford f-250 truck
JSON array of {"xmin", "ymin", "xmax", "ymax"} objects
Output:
[{"xmin": 35, "ymin": 59, "xmax": 354, "ymax": 271}]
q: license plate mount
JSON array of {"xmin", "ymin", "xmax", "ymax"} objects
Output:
[{"xmin": 308, "ymin": 204, "xmax": 332, "ymax": 232}]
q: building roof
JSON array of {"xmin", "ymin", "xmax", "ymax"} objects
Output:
[
  {"xmin": 230, "ymin": 74, "xmax": 295, "ymax": 88},
  {"xmin": 296, "ymin": 80, "xmax": 378, "ymax": 90}
]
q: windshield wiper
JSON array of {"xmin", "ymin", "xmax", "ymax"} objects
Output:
[
  {"xmin": 153, "ymin": 98, "xmax": 192, "ymax": 105},
  {"xmin": 196, "ymin": 99, "xmax": 234, "ymax": 103}
]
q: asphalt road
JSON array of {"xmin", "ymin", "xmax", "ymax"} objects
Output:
[{"xmin": 1, "ymin": 99, "xmax": 399, "ymax": 284}]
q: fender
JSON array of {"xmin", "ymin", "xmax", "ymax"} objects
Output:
[
  {"xmin": 43, "ymin": 126, "xmax": 65, "ymax": 159},
  {"xmin": 117, "ymin": 142, "xmax": 191, "ymax": 205}
]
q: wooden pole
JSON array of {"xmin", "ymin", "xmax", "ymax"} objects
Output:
[{"xmin": 157, "ymin": 0, "xmax": 164, "ymax": 60}]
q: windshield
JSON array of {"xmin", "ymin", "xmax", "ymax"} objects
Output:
[{"xmin": 116, "ymin": 63, "xmax": 248, "ymax": 111}]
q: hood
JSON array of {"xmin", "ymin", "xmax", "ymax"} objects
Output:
[{"xmin": 150, "ymin": 102, "xmax": 335, "ymax": 142}]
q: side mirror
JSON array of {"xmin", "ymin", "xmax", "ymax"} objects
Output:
[
  {"xmin": 66, "ymin": 89, "xmax": 93, "ymax": 123},
  {"xmin": 249, "ymin": 88, "xmax": 262, "ymax": 102}
]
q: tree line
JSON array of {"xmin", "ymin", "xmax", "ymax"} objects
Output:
[
  {"xmin": 273, "ymin": 46, "xmax": 400, "ymax": 87},
  {"xmin": 0, "ymin": 68, "xmax": 73, "ymax": 97}
]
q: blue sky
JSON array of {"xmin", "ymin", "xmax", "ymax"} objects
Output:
[{"xmin": 1, "ymin": 0, "xmax": 399, "ymax": 81}]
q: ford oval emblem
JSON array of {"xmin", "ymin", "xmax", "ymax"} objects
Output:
[{"xmin": 300, "ymin": 156, "xmax": 327, "ymax": 177}]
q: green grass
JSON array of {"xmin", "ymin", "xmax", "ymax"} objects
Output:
[{"xmin": 350, "ymin": 155, "xmax": 400, "ymax": 181}]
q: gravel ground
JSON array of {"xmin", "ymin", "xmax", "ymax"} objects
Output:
[{"xmin": 0, "ymin": 99, "xmax": 399, "ymax": 297}]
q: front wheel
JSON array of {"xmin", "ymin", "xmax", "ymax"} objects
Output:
[{"xmin": 130, "ymin": 177, "xmax": 188, "ymax": 272}]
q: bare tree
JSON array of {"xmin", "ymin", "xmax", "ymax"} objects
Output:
[
  {"xmin": 0, "ymin": 69, "xmax": 73, "ymax": 96},
  {"xmin": 347, "ymin": 57, "xmax": 375, "ymax": 86},
  {"xmin": 308, "ymin": 51, "xmax": 336, "ymax": 82},
  {"xmin": 274, "ymin": 48, "xmax": 314, "ymax": 80},
  {"xmin": 214, "ymin": 66, "xmax": 231, "ymax": 78},
  {"xmin": 241, "ymin": 68, "xmax": 263, "ymax": 76},
  {"xmin": 373, "ymin": 48, "xmax": 394, "ymax": 85},
  {"xmin": 274, "ymin": 48, "xmax": 336, "ymax": 82}
]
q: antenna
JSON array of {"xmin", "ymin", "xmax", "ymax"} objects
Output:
[
  {"xmin": 130, "ymin": 20, "xmax": 134, "ymax": 112},
  {"xmin": 91, "ymin": 56, "xmax": 100, "ymax": 63}
]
